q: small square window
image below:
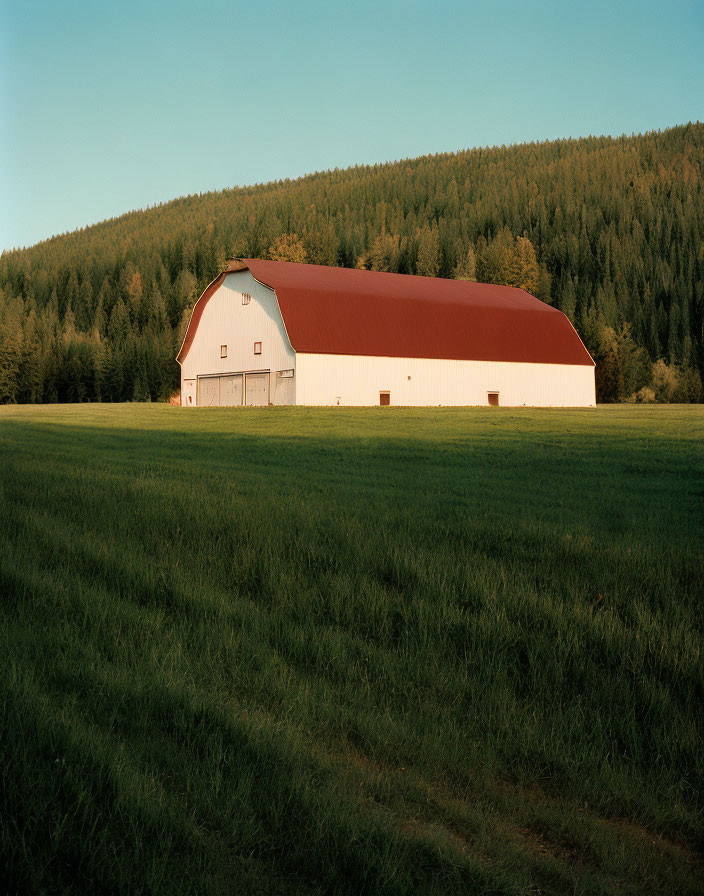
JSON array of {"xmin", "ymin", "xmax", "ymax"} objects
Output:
[
  {"xmin": 242, "ymin": 293, "xmax": 251, "ymax": 305},
  {"xmin": 254, "ymin": 341, "xmax": 262, "ymax": 355},
  {"xmin": 220, "ymin": 345, "xmax": 227, "ymax": 358}
]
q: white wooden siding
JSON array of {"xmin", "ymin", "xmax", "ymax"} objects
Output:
[
  {"xmin": 295, "ymin": 353, "xmax": 595, "ymax": 407},
  {"xmin": 180, "ymin": 271, "xmax": 295, "ymax": 405}
]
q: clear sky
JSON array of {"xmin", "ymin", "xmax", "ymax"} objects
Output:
[{"xmin": 1, "ymin": 0, "xmax": 702, "ymax": 251}]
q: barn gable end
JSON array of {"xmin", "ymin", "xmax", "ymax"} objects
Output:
[{"xmin": 179, "ymin": 269, "xmax": 295, "ymax": 407}]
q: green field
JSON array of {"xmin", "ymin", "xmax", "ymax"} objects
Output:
[{"xmin": 1, "ymin": 404, "xmax": 702, "ymax": 895}]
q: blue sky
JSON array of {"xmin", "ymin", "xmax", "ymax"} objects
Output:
[{"xmin": 1, "ymin": 0, "xmax": 702, "ymax": 251}]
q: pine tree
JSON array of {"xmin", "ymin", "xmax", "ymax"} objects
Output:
[
  {"xmin": 132, "ymin": 367, "xmax": 150, "ymax": 401},
  {"xmin": 150, "ymin": 286, "xmax": 168, "ymax": 331},
  {"xmin": 63, "ymin": 302, "xmax": 76, "ymax": 340},
  {"xmin": 535, "ymin": 265, "xmax": 552, "ymax": 304},
  {"xmin": 267, "ymin": 233, "xmax": 308, "ymax": 263},
  {"xmin": 453, "ymin": 243, "xmax": 476, "ymax": 280},
  {"xmin": 93, "ymin": 295, "xmax": 106, "ymax": 339},
  {"xmin": 93, "ymin": 336, "xmax": 107, "ymax": 402},
  {"xmin": 19, "ymin": 307, "xmax": 43, "ymax": 402},
  {"xmin": 0, "ymin": 288, "xmax": 25, "ymax": 402},
  {"xmin": 647, "ymin": 304, "xmax": 661, "ymax": 359},
  {"xmin": 170, "ymin": 269, "xmax": 197, "ymax": 326},
  {"xmin": 415, "ymin": 224, "xmax": 439, "ymax": 277},
  {"xmin": 108, "ymin": 298, "xmax": 129, "ymax": 346},
  {"xmin": 369, "ymin": 233, "xmax": 404, "ymax": 272},
  {"xmin": 76, "ymin": 276, "xmax": 93, "ymax": 331},
  {"xmin": 125, "ymin": 267, "xmax": 143, "ymax": 323},
  {"xmin": 475, "ymin": 230, "xmax": 513, "ymax": 285},
  {"xmin": 505, "ymin": 236, "xmax": 539, "ymax": 293},
  {"xmin": 558, "ymin": 276, "xmax": 577, "ymax": 322},
  {"xmin": 63, "ymin": 268, "xmax": 79, "ymax": 320},
  {"xmin": 667, "ymin": 300, "xmax": 681, "ymax": 363}
]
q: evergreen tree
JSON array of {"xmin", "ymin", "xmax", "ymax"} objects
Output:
[
  {"xmin": 416, "ymin": 224, "xmax": 440, "ymax": 277},
  {"xmin": 0, "ymin": 288, "xmax": 24, "ymax": 402},
  {"xmin": 76, "ymin": 276, "xmax": 93, "ymax": 331},
  {"xmin": 668, "ymin": 300, "xmax": 682, "ymax": 363},
  {"xmin": 505, "ymin": 236, "xmax": 539, "ymax": 293},
  {"xmin": 453, "ymin": 243, "xmax": 476, "ymax": 280},
  {"xmin": 559, "ymin": 276, "xmax": 577, "ymax": 322},
  {"xmin": 19, "ymin": 307, "xmax": 44, "ymax": 403},
  {"xmin": 93, "ymin": 336, "xmax": 107, "ymax": 401},
  {"xmin": 63, "ymin": 268, "xmax": 79, "ymax": 320},
  {"xmin": 267, "ymin": 233, "xmax": 308, "ymax": 263},
  {"xmin": 476, "ymin": 230, "xmax": 513, "ymax": 284},
  {"xmin": 535, "ymin": 265, "xmax": 552, "ymax": 304},
  {"xmin": 369, "ymin": 233, "xmax": 404, "ymax": 272}
]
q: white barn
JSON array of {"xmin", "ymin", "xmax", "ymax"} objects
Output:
[{"xmin": 177, "ymin": 259, "xmax": 595, "ymax": 407}]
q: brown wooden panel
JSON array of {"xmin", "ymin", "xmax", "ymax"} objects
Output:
[
  {"xmin": 380, "ymin": 392, "xmax": 390, "ymax": 406},
  {"xmin": 488, "ymin": 392, "xmax": 499, "ymax": 406}
]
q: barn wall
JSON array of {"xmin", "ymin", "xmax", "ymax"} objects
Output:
[
  {"xmin": 295, "ymin": 354, "xmax": 595, "ymax": 407},
  {"xmin": 180, "ymin": 271, "xmax": 295, "ymax": 405}
]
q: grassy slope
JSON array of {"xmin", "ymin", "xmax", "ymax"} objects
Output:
[{"xmin": 1, "ymin": 404, "xmax": 702, "ymax": 895}]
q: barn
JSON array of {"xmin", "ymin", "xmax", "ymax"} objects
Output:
[{"xmin": 177, "ymin": 259, "xmax": 595, "ymax": 407}]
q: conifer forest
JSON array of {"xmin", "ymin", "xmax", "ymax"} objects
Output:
[{"xmin": 1, "ymin": 123, "xmax": 702, "ymax": 404}]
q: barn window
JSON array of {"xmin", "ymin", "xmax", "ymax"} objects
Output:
[
  {"xmin": 488, "ymin": 392, "xmax": 499, "ymax": 406},
  {"xmin": 220, "ymin": 345, "xmax": 227, "ymax": 358},
  {"xmin": 254, "ymin": 341, "xmax": 262, "ymax": 355},
  {"xmin": 380, "ymin": 391, "xmax": 390, "ymax": 406},
  {"xmin": 277, "ymin": 369, "xmax": 294, "ymax": 378},
  {"xmin": 242, "ymin": 293, "xmax": 251, "ymax": 305}
]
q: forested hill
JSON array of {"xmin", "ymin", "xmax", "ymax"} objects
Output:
[{"xmin": 1, "ymin": 123, "xmax": 703, "ymax": 403}]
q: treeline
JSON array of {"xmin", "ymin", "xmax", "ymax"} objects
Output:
[{"xmin": 1, "ymin": 123, "xmax": 703, "ymax": 403}]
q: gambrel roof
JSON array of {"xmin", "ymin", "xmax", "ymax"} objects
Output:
[{"xmin": 177, "ymin": 258, "xmax": 594, "ymax": 367}]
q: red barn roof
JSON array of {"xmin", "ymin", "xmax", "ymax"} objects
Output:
[{"xmin": 177, "ymin": 259, "xmax": 594, "ymax": 366}]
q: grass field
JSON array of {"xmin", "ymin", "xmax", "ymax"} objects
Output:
[{"xmin": 1, "ymin": 403, "xmax": 702, "ymax": 895}]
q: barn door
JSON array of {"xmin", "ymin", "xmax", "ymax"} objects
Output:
[
  {"xmin": 220, "ymin": 374, "xmax": 243, "ymax": 406},
  {"xmin": 197, "ymin": 376, "xmax": 220, "ymax": 407},
  {"xmin": 274, "ymin": 371, "xmax": 295, "ymax": 405},
  {"xmin": 245, "ymin": 373, "xmax": 270, "ymax": 406},
  {"xmin": 488, "ymin": 392, "xmax": 499, "ymax": 407}
]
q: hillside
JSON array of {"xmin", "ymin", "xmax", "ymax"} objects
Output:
[{"xmin": 1, "ymin": 123, "xmax": 703, "ymax": 403}]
